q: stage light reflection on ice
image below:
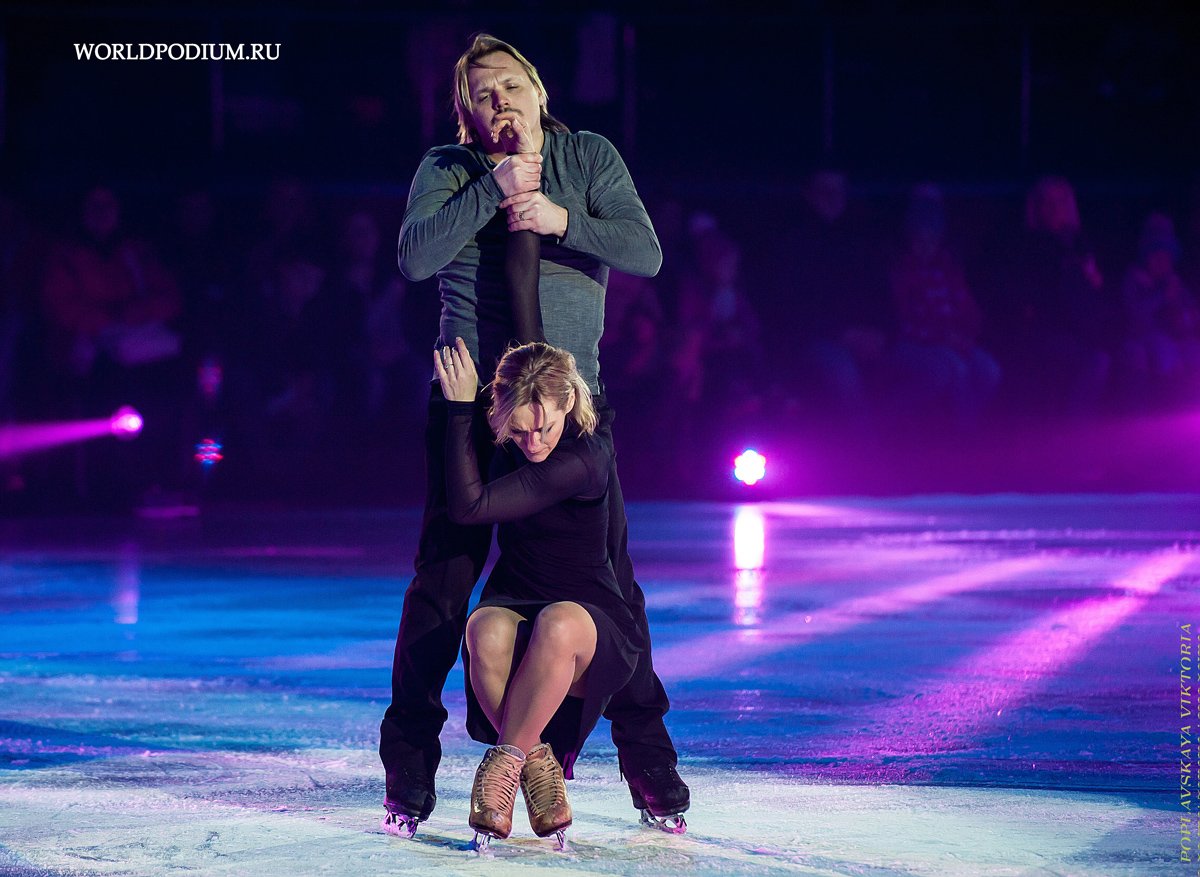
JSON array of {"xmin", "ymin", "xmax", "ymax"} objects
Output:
[{"xmin": 732, "ymin": 505, "xmax": 765, "ymax": 626}]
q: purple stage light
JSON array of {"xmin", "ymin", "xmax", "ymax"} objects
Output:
[
  {"xmin": 110, "ymin": 407, "xmax": 144, "ymax": 439},
  {"xmin": 194, "ymin": 438, "xmax": 224, "ymax": 468},
  {"xmin": 656, "ymin": 554, "xmax": 1050, "ymax": 682},
  {"xmin": 734, "ymin": 449, "xmax": 766, "ymax": 486},
  {"xmin": 834, "ymin": 550, "xmax": 1193, "ymax": 757},
  {"xmin": 1, "ymin": 412, "xmax": 141, "ymax": 461}
]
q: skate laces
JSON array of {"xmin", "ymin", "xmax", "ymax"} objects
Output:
[
  {"xmin": 476, "ymin": 746, "xmax": 523, "ymax": 810},
  {"xmin": 522, "ymin": 747, "xmax": 566, "ymax": 814}
]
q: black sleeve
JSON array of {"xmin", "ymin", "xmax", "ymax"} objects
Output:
[
  {"xmin": 445, "ymin": 401, "xmax": 606, "ymax": 524},
  {"xmin": 507, "ymin": 229, "xmax": 545, "ymax": 343}
]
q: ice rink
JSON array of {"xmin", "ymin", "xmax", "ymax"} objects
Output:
[{"xmin": 1, "ymin": 494, "xmax": 1194, "ymax": 876}]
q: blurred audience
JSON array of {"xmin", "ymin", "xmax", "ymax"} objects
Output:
[
  {"xmin": 1004, "ymin": 176, "xmax": 1117, "ymax": 415},
  {"xmin": 886, "ymin": 184, "xmax": 1000, "ymax": 432},
  {"xmin": 667, "ymin": 218, "xmax": 764, "ymax": 480},
  {"xmin": 1117, "ymin": 213, "xmax": 1200, "ymax": 406},
  {"xmin": 785, "ymin": 170, "xmax": 891, "ymax": 435},
  {"xmin": 330, "ymin": 210, "xmax": 425, "ymax": 425},
  {"xmin": 4, "ymin": 165, "xmax": 1200, "ymax": 506},
  {"xmin": 39, "ymin": 185, "xmax": 185, "ymax": 507},
  {"xmin": 599, "ymin": 269, "xmax": 669, "ymax": 484}
]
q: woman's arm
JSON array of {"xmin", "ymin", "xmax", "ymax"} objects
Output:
[{"xmin": 435, "ymin": 338, "xmax": 605, "ymax": 525}]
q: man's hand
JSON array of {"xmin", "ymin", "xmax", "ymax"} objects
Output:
[
  {"xmin": 500, "ymin": 191, "xmax": 568, "ymax": 237},
  {"xmin": 490, "ymin": 112, "xmax": 537, "ymax": 154},
  {"xmin": 433, "ymin": 337, "xmax": 479, "ymax": 403},
  {"xmin": 492, "ymin": 153, "xmax": 542, "ymax": 199}
]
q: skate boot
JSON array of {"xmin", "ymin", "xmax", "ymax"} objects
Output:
[
  {"xmin": 520, "ymin": 743, "xmax": 572, "ymax": 848},
  {"xmin": 468, "ymin": 744, "xmax": 525, "ymax": 851},
  {"xmin": 381, "ymin": 751, "xmax": 436, "ymax": 838},
  {"xmin": 623, "ymin": 761, "xmax": 689, "ymax": 834}
]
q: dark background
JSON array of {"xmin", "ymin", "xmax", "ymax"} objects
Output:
[{"xmin": 2, "ymin": 2, "xmax": 1199, "ymax": 508}]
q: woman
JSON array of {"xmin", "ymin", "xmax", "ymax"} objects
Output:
[{"xmin": 434, "ymin": 337, "xmax": 641, "ymax": 849}]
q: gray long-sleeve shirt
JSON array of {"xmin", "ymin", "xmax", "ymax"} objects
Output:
[{"xmin": 398, "ymin": 129, "xmax": 661, "ymax": 393}]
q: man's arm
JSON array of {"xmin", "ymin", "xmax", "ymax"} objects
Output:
[
  {"xmin": 562, "ymin": 132, "xmax": 662, "ymax": 278},
  {"xmin": 397, "ymin": 148, "xmax": 506, "ymax": 282}
]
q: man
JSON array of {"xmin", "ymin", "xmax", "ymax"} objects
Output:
[{"xmin": 379, "ymin": 33, "xmax": 689, "ymax": 837}]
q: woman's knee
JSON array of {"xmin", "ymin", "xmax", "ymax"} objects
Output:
[
  {"xmin": 466, "ymin": 608, "xmax": 519, "ymax": 668},
  {"xmin": 531, "ymin": 602, "xmax": 595, "ymax": 656}
]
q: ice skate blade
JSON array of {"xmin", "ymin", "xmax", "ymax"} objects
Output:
[
  {"xmin": 381, "ymin": 811, "xmax": 420, "ymax": 839},
  {"xmin": 469, "ymin": 832, "xmax": 493, "ymax": 854},
  {"xmin": 639, "ymin": 809, "xmax": 687, "ymax": 834},
  {"xmin": 554, "ymin": 829, "xmax": 569, "ymax": 851}
]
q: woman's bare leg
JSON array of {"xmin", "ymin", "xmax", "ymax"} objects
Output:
[
  {"xmin": 498, "ymin": 601, "xmax": 597, "ymax": 755},
  {"xmin": 465, "ymin": 606, "xmax": 525, "ymax": 733}
]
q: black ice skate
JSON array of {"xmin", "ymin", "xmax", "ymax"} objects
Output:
[
  {"xmin": 381, "ymin": 755, "xmax": 436, "ymax": 838},
  {"xmin": 622, "ymin": 762, "xmax": 689, "ymax": 834}
]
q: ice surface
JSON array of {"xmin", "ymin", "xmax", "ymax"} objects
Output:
[{"xmin": 1, "ymin": 496, "xmax": 1194, "ymax": 875}]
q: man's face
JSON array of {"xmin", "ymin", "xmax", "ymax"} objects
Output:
[
  {"xmin": 465, "ymin": 51, "xmax": 542, "ymax": 150},
  {"xmin": 508, "ymin": 398, "xmax": 569, "ymax": 463}
]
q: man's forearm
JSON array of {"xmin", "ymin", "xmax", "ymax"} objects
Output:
[
  {"xmin": 398, "ymin": 168, "xmax": 505, "ymax": 281},
  {"xmin": 561, "ymin": 207, "xmax": 662, "ymax": 277}
]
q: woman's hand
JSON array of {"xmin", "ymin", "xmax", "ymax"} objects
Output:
[{"xmin": 434, "ymin": 336, "xmax": 479, "ymax": 402}]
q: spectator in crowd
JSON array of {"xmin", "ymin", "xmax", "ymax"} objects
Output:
[
  {"xmin": 1117, "ymin": 213, "xmax": 1200, "ymax": 407},
  {"xmin": 329, "ymin": 210, "xmax": 425, "ymax": 425},
  {"xmin": 597, "ymin": 270, "xmax": 667, "ymax": 487},
  {"xmin": 39, "ymin": 185, "xmax": 185, "ymax": 506},
  {"xmin": 245, "ymin": 178, "xmax": 322, "ymax": 302},
  {"xmin": 163, "ymin": 186, "xmax": 237, "ymax": 366},
  {"xmin": 673, "ymin": 219, "xmax": 762, "ymax": 405},
  {"xmin": 782, "ymin": 170, "xmax": 891, "ymax": 435},
  {"xmin": 599, "ymin": 269, "xmax": 663, "ymax": 401},
  {"xmin": 0, "ymin": 192, "xmax": 47, "ymax": 424},
  {"xmin": 254, "ymin": 248, "xmax": 336, "ymax": 478},
  {"xmin": 886, "ymin": 185, "xmax": 1001, "ymax": 431},
  {"xmin": 668, "ymin": 220, "xmax": 763, "ymax": 481},
  {"xmin": 1005, "ymin": 176, "xmax": 1117, "ymax": 415}
]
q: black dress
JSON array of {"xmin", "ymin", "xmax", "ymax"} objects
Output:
[{"xmin": 444, "ymin": 399, "xmax": 641, "ymax": 778}]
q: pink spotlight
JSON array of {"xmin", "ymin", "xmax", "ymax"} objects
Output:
[
  {"xmin": 734, "ymin": 449, "xmax": 766, "ymax": 486},
  {"xmin": 110, "ymin": 407, "xmax": 144, "ymax": 439}
]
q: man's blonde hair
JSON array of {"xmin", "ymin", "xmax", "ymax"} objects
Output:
[
  {"xmin": 452, "ymin": 33, "xmax": 569, "ymax": 146},
  {"xmin": 488, "ymin": 342, "xmax": 597, "ymax": 444}
]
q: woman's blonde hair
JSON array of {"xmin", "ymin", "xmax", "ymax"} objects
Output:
[
  {"xmin": 451, "ymin": 33, "xmax": 569, "ymax": 146},
  {"xmin": 489, "ymin": 342, "xmax": 597, "ymax": 444}
]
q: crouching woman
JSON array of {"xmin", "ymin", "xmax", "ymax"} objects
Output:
[{"xmin": 433, "ymin": 338, "xmax": 641, "ymax": 848}]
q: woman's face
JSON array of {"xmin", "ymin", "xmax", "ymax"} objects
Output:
[{"xmin": 507, "ymin": 396, "xmax": 571, "ymax": 463}]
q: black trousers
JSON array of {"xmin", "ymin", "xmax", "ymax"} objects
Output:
[{"xmin": 378, "ymin": 384, "xmax": 678, "ymax": 794}]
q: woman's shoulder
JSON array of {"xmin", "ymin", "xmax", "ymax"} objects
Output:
[{"xmin": 557, "ymin": 426, "xmax": 613, "ymax": 483}]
